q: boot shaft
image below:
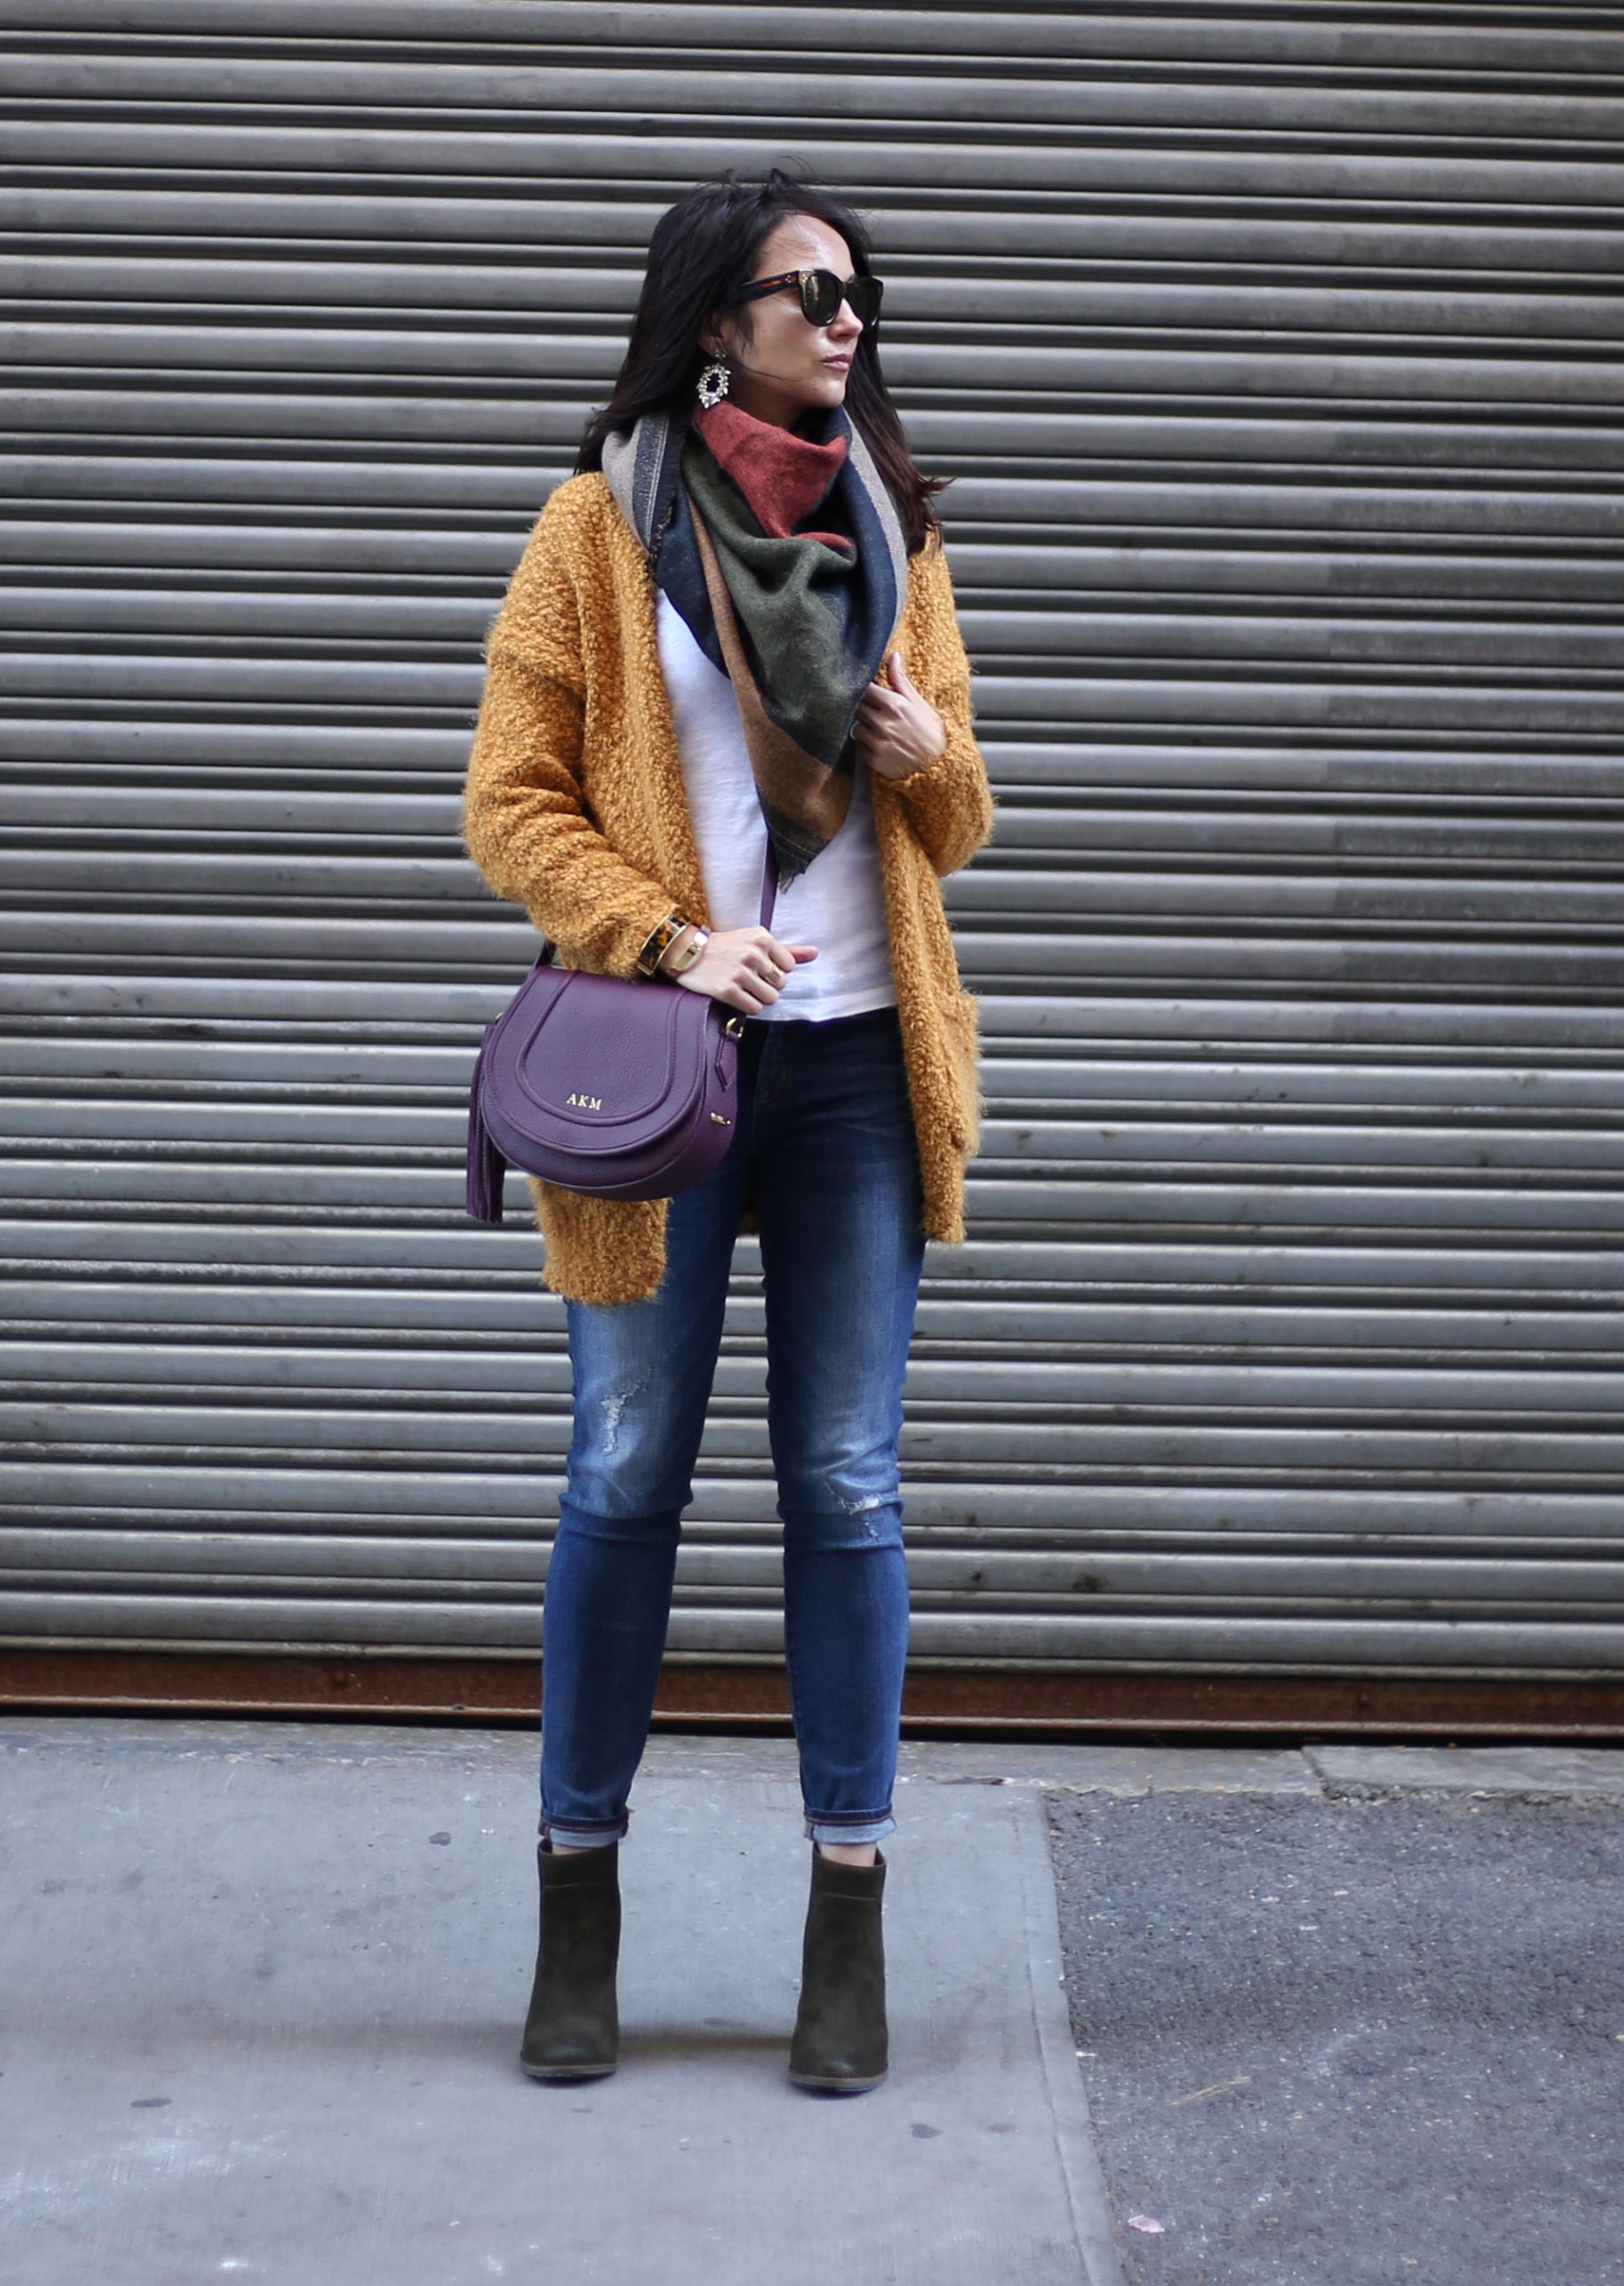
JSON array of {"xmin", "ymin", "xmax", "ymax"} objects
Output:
[{"xmin": 789, "ymin": 1846, "xmax": 888, "ymax": 2094}]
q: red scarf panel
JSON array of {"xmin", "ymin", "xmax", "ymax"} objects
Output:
[{"xmin": 694, "ymin": 398, "xmax": 853, "ymax": 554}]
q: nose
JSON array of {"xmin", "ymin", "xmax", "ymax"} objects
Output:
[{"xmin": 829, "ymin": 298, "xmax": 862, "ymax": 341}]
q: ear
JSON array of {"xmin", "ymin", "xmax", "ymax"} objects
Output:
[{"xmin": 705, "ymin": 304, "xmax": 749, "ymax": 361}]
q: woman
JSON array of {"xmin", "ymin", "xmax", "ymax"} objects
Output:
[{"xmin": 463, "ymin": 171, "xmax": 991, "ymax": 2095}]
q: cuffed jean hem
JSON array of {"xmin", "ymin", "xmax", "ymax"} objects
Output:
[
  {"xmin": 805, "ymin": 1814, "xmax": 896, "ymax": 1847},
  {"xmin": 540, "ymin": 1818, "xmax": 627, "ymax": 1850}
]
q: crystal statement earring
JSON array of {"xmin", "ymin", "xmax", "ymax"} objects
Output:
[{"xmin": 696, "ymin": 359, "xmax": 730, "ymax": 410}]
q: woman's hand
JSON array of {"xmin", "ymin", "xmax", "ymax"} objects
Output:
[
  {"xmin": 852, "ymin": 650, "xmax": 946, "ymax": 780},
  {"xmin": 663, "ymin": 924, "xmax": 818, "ymax": 1014}
]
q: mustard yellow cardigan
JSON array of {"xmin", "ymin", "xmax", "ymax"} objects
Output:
[{"xmin": 462, "ymin": 471, "xmax": 994, "ymax": 1305}]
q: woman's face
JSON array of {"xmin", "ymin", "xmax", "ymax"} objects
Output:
[{"xmin": 704, "ymin": 214, "xmax": 865, "ymax": 430}]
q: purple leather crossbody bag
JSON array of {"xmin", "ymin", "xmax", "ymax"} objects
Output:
[{"xmin": 465, "ymin": 861, "xmax": 776, "ymax": 1223}]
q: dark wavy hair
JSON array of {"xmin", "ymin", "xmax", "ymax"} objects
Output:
[{"xmin": 577, "ymin": 171, "xmax": 944, "ymax": 554}]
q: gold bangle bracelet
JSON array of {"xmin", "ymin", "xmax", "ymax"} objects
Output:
[
  {"xmin": 635, "ymin": 911, "xmax": 694, "ymax": 979},
  {"xmin": 667, "ymin": 927, "xmax": 709, "ymax": 976}
]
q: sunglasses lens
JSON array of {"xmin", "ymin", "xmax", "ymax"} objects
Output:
[
  {"xmin": 799, "ymin": 271, "xmax": 881, "ymax": 326},
  {"xmin": 800, "ymin": 271, "xmax": 842, "ymax": 324}
]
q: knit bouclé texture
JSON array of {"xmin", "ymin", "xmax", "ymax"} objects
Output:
[{"xmin": 462, "ymin": 471, "xmax": 994, "ymax": 1305}]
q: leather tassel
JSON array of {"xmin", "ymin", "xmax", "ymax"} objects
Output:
[{"xmin": 466, "ymin": 1039, "xmax": 507, "ymax": 1223}]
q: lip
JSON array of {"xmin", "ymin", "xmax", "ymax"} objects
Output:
[{"xmin": 820, "ymin": 355, "xmax": 852, "ymax": 370}]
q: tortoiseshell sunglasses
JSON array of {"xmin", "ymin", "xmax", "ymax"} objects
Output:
[{"xmin": 729, "ymin": 268, "xmax": 883, "ymax": 328}]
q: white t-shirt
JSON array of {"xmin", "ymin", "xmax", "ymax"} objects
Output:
[{"xmin": 655, "ymin": 592, "xmax": 896, "ymax": 1024}]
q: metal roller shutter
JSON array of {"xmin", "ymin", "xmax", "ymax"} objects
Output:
[{"xmin": 3, "ymin": 2, "xmax": 1621, "ymax": 1695}]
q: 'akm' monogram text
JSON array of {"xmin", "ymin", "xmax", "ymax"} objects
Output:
[{"xmin": 565, "ymin": 1092, "xmax": 603, "ymax": 1110}]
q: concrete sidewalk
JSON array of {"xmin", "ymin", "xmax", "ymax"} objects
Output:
[
  {"xmin": 8, "ymin": 1719, "xmax": 1623, "ymax": 2286},
  {"xmin": 0, "ymin": 1719, "xmax": 1122, "ymax": 2286}
]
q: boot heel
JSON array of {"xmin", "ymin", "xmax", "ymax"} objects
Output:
[
  {"xmin": 521, "ymin": 1841, "xmax": 620, "ymax": 2081},
  {"xmin": 788, "ymin": 1847, "xmax": 888, "ymax": 2094}
]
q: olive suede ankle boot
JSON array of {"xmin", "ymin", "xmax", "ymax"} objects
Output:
[
  {"xmin": 520, "ymin": 1841, "xmax": 620, "ymax": 2081},
  {"xmin": 787, "ymin": 1847, "xmax": 888, "ymax": 2094}
]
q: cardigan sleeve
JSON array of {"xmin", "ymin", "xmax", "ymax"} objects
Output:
[
  {"xmin": 462, "ymin": 489, "xmax": 678, "ymax": 977},
  {"xmin": 880, "ymin": 540, "xmax": 995, "ymax": 878}
]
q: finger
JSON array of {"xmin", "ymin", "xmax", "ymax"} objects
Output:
[
  {"xmin": 887, "ymin": 649, "xmax": 919, "ymax": 697},
  {"xmin": 760, "ymin": 935, "xmax": 819, "ymax": 968}
]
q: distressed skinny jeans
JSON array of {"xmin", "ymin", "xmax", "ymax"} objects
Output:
[{"xmin": 539, "ymin": 1006, "xmax": 923, "ymax": 1849}]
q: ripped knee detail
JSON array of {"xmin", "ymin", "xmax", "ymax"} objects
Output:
[
  {"xmin": 781, "ymin": 1491, "xmax": 904, "ymax": 1551},
  {"xmin": 566, "ymin": 1369, "xmax": 695, "ymax": 1515},
  {"xmin": 595, "ymin": 1368, "xmax": 653, "ymax": 1457}
]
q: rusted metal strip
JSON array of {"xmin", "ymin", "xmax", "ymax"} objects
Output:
[{"xmin": 4, "ymin": 1648, "xmax": 1623, "ymax": 1740}]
